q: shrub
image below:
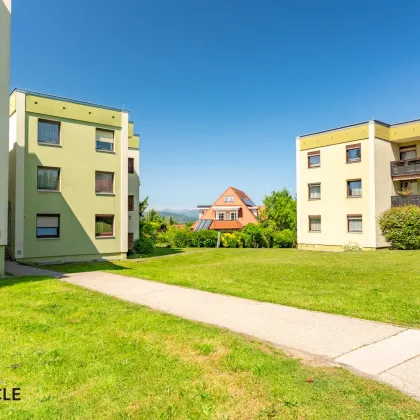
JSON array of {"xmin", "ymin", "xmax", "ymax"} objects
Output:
[
  {"xmin": 343, "ymin": 241, "xmax": 362, "ymax": 251},
  {"xmin": 172, "ymin": 230, "xmax": 192, "ymax": 248},
  {"xmin": 237, "ymin": 232, "xmax": 253, "ymax": 248},
  {"xmin": 379, "ymin": 205, "xmax": 420, "ymax": 250},
  {"xmin": 133, "ymin": 236, "xmax": 154, "ymax": 255},
  {"xmin": 242, "ymin": 224, "xmax": 263, "ymax": 247},
  {"xmin": 190, "ymin": 230, "xmax": 219, "ymax": 248},
  {"xmin": 221, "ymin": 233, "xmax": 241, "ymax": 248},
  {"xmin": 272, "ymin": 229, "xmax": 296, "ymax": 248}
]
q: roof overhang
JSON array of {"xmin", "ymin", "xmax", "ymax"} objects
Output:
[{"xmin": 212, "ymin": 206, "xmax": 241, "ymax": 210}]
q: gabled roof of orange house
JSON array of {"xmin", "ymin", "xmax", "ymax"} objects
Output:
[{"xmin": 192, "ymin": 187, "xmax": 261, "ymax": 231}]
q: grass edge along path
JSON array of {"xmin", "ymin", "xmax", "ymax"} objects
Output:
[{"xmin": 47, "ymin": 248, "xmax": 420, "ymax": 329}]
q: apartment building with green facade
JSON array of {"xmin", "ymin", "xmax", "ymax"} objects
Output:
[
  {"xmin": 8, "ymin": 89, "xmax": 140, "ymax": 263},
  {"xmin": 0, "ymin": 0, "xmax": 11, "ymax": 275}
]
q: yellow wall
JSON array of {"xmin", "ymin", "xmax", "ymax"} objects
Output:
[
  {"xmin": 298, "ymin": 138, "xmax": 373, "ymax": 248},
  {"xmin": 25, "ymin": 94, "xmax": 122, "ymax": 128},
  {"xmin": 301, "ymin": 120, "xmax": 420, "ymax": 152},
  {"xmin": 300, "ymin": 124, "xmax": 369, "ymax": 151},
  {"xmin": 373, "ymin": 138, "xmax": 399, "ymax": 248}
]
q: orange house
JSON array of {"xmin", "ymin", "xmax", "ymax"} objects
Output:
[{"xmin": 191, "ymin": 187, "xmax": 263, "ymax": 231}]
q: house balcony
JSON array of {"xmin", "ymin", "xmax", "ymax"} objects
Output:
[
  {"xmin": 391, "ymin": 158, "xmax": 420, "ymax": 180},
  {"xmin": 391, "ymin": 195, "xmax": 420, "ymax": 207}
]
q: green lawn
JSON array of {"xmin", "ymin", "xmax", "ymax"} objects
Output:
[
  {"xmin": 49, "ymin": 248, "xmax": 420, "ymax": 328},
  {"xmin": 1, "ymin": 276, "xmax": 420, "ymax": 418}
]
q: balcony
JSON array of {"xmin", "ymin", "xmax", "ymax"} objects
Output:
[
  {"xmin": 391, "ymin": 158, "xmax": 420, "ymax": 179},
  {"xmin": 391, "ymin": 195, "xmax": 420, "ymax": 207}
]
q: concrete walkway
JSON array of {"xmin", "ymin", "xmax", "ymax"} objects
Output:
[
  {"xmin": 61, "ymin": 271, "xmax": 420, "ymax": 400},
  {"xmin": 4, "ymin": 260, "xmax": 62, "ymax": 277}
]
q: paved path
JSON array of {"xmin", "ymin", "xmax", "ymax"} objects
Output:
[
  {"xmin": 5, "ymin": 261, "xmax": 62, "ymax": 277},
  {"xmin": 62, "ymin": 271, "xmax": 420, "ymax": 400}
]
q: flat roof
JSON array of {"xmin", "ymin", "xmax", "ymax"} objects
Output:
[
  {"xmin": 12, "ymin": 88, "xmax": 129, "ymax": 113},
  {"xmin": 300, "ymin": 118, "xmax": 420, "ymax": 138}
]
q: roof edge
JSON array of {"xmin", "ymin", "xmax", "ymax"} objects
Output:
[
  {"xmin": 299, "ymin": 121, "xmax": 369, "ymax": 138},
  {"xmin": 11, "ymin": 88, "xmax": 129, "ymax": 113}
]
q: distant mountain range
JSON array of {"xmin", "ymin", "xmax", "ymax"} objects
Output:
[{"xmin": 158, "ymin": 209, "xmax": 200, "ymax": 224}]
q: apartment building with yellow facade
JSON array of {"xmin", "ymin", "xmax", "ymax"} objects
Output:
[
  {"xmin": 296, "ymin": 119, "xmax": 420, "ymax": 250},
  {"xmin": 8, "ymin": 89, "xmax": 140, "ymax": 263},
  {"xmin": 0, "ymin": 0, "xmax": 11, "ymax": 275}
]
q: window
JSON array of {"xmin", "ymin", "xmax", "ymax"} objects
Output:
[
  {"xmin": 308, "ymin": 183, "xmax": 321, "ymax": 200},
  {"xmin": 37, "ymin": 167, "xmax": 60, "ymax": 191},
  {"xmin": 95, "ymin": 215, "xmax": 114, "ymax": 237},
  {"xmin": 347, "ymin": 180, "xmax": 362, "ymax": 197},
  {"xmin": 308, "ymin": 151, "xmax": 320, "ymax": 168},
  {"xmin": 348, "ymin": 215, "xmax": 362, "ymax": 233},
  {"xmin": 128, "ymin": 233, "xmax": 134, "ymax": 249},
  {"xmin": 230, "ymin": 212, "xmax": 237, "ymax": 221},
  {"xmin": 37, "ymin": 215, "xmax": 60, "ymax": 238},
  {"xmin": 309, "ymin": 216, "xmax": 321, "ymax": 232},
  {"xmin": 218, "ymin": 213, "xmax": 225, "ymax": 221},
  {"xmin": 95, "ymin": 172, "xmax": 114, "ymax": 194},
  {"xmin": 346, "ymin": 144, "xmax": 361, "ymax": 163},
  {"xmin": 96, "ymin": 129, "xmax": 114, "ymax": 151},
  {"xmin": 224, "ymin": 195, "xmax": 234, "ymax": 202},
  {"xmin": 400, "ymin": 145, "xmax": 416, "ymax": 161},
  {"xmin": 38, "ymin": 120, "xmax": 60, "ymax": 145},
  {"xmin": 128, "ymin": 195, "xmax": 134, "ymax": 211},
  {"xmin": 128, "ymin": 158, "xmax": 134, "ymax": 174}
]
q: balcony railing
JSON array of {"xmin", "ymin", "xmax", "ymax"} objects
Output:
[
  {"xmin": 391, "ymin": 195, "xmax": 420, "ymax": 207},
  {"xmin": 391, "ymin": 158, "xmax": 420, "ymax": 177}
]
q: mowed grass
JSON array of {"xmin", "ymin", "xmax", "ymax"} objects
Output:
[
  {"xmin": 50, "ymin": 248, "xmax": 420, "ymax": 328},
  {"xmin": 1, "ymin": 277, "xmax": 420, "ymax": 419}
]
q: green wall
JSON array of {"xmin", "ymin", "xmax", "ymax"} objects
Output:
[{"xmin": 22, "ymin": 112, "xmax": 124, "ymax": 261}]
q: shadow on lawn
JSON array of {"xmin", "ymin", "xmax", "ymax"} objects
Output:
[
  {"xmin": 0, "ymin": 276, "xmax": 53, "ymax": 289},
  {"xmin": 128, "ymin": 247, "xmax": 186, "ymax": 259}
]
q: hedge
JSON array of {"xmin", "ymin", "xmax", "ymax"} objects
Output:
[{"xmin": 157, "ymin": 225, "xmax": 296, "ymax": 249}]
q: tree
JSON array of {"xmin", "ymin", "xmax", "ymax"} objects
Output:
[
  {"xmin": 168, "ymin": 216, "xmax": 175, "ymax": 226},
  {"xmin": 138, "ymin": 196, "xmax": 149, "ymax": 232},
  {"xmin": 260, "ymin": 189, "xmax": 297, "ymax": 232}
]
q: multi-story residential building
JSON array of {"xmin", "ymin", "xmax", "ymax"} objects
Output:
[
  {"xmin": 296, "ymin": 119, "xmax": 420, "ymax": 250},
  {"xmin": 8, "ymin": 89, "xmax": 140, "ymax": 263},
  {"xmin": 0, "ymin": 0, "xmax": 11, "ymax": 275},
  {"xmin": 192, "ymin": 186, "xmax": 262, "ymax": 231}
]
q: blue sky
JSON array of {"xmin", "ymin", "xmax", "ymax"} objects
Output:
[{"xmin": 10, "ymin": 0, "xmax": 420, "ymax": 209}]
